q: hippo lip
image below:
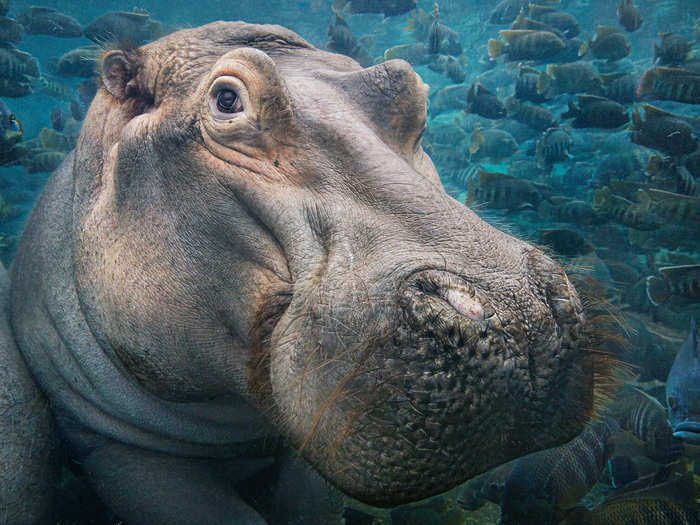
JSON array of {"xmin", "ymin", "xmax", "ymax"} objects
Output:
[{"xmin": 673, "ymin": 420, "xmax": 700, "ymax": 442}]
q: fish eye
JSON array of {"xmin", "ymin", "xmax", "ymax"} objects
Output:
[{"xmin": 209, "ymin": 76, "xmax": 246, "ymax": 119}]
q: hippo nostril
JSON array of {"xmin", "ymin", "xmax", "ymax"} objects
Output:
[{"xmin": 437, "ymin": 287, "xmax": 485, "ymax": 321}]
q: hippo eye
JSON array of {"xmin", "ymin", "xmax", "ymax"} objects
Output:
[{"xmin": 216, "ymin": 90, "xmax": 242, "ymax": 114}]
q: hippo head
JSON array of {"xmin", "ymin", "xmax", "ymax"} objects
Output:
[{"xmin": 71, "ymin": 22, "xmax": 602, "ymax": 506}]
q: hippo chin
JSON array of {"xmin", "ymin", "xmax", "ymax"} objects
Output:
[{"xmin": 4, "ymin": 21, "xmax": 603, "ymax": 523}]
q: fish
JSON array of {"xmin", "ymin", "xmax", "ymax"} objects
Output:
[
  {"xmin": 601, "ymin": 72, "xmax": 638, "ymax": 104},
  {"xmin": 77, "ymin": 79, "xmax": 98, "ymax": 110},
  {"xmin": 537, "ymin": 62, "xmax": 603, "ymax": 97},
  {"xmin": 50, "ymin": 108, "xmax": 66, "ymax": 132},
  {"xmin": 540, "ymin": 228, "xmax": 595, "ymax": 257},
  {"xmin": 489, "ymin": 0, "xmax": 529, "ymax": 25},
  {"xmin": 560, "ymin": 472, "xmax": 699, "ymax": 525},
  {"xmin": 608, "ymin": 386, "xmax": 685, "ymax": 463},
  {"xmin": 528, "ymin": 4, "xmax": 580, "ymax": 39},
  {"xmin": 0, "ymin": 46, "xmax": 40, "ymax": 82},
  {"xmin": 561, "ymin": 95, "xmax": 629, "ymax": 129},
  {"xmin": 488, "ymin": 30, "xmax": 565, "ymax": 62},
  {"xmin": 333, "ymin": 0, "xmax": 417, "ymax": 17},
  {"xmin": 405, "ymin": 7, "xmax": 433, "ymax": 42},
  {"xmin": 636, "ymin": 67, "xmax": 700, "ymax": 105},
  {"xmin": 510, "ymin": 11, "xmax": 563, "ymax": 38},
  {"xmin": 654, "ymin": 33, "xmax": 692, "ymax": 66},
  {"xmin": 0, "ymin": 15, "xmax": 23, "ymax": 44},
  {"xmin": 457, "ymin": 460, "xmax": 515, "ymax": 511},
  {"xmin": 466, "ymin": 83, "xmax": 506, "ymax": 119},
  {"xmin": 20, "ymin": 149, "xmax": 66, "ymax": 174},
  {"xmin": 617, "ymin": 0, "xmax": 643, "ymax": 32},
  {"xmin": 428, "ymin": 54, "xmax": 466, "ymax": 84},
  {"xmin": 428, "ymin": 84, "xmax": 469, "ymax": 116},
  {"xmin": 505, "ymin": 96, "xmax": 555, "ymax": 131},
  {"xmin": 0, "ymin": 98, "xmax": 21, "ymax": 163},
  {"xmin": 426, "ymin": 5, "xmax": 462, "ymax": 57},
  {"xmin": 53, "ymin": 45, "xmax": 102, "ymax": 78},
  {"xmin": 467, "ymin": 170, "xmax": 543, "ymax": 209},
  {"xmin": 327, "ymin": 12, "xmax": 372, "ymax": 67},
  {"xmin": 426, "ymin": 122, "xmax": 468, "ymax": 146},
  {"xmin": 499, "ymin": 417, "xmax": 620, "ymax": 525},
  {"xmin": 593, "ymin": 187, "xmax": 661, "ymax": 231},
  {"xmin": 17, "ymin": 6, "xmax": 81, "ymax": 38},
  {"xmin": 515, "ymin": 66, "xmax": 551, "ymax": 103},
  {"xmin": 665, "ymin": 318, "xmax": 700, "ymax": 444},
  {"xmin": 69, "ymin": 100, "xmax": 84, "ymax": 122},
  {"xmin": 469, "ymin": 126, "xmax": 519, "ymax": 162},
  {"xmin": 539, "ymin": 197, "xmax": 598, "ymax": 224},
  {"xmin": 33, "ymin": 76, "xmax": 76, "ymax": 103},
  {"xmin": 39, "ymin": 128, "xmax": 73, "ymax": 153},
  {"xmin": 447, "ymin": 163, "xmax": 482, "ymax": 189},
  {"xmin": 536, "ymin": 126, "xmax": 573, "ymax": 168},
  {"xmin": 630, "ymin": 104, "xmax": 698, "ymax": 157},
  {"xmin": 583, "ymin": 26, "xmax": 632, "ymax": 62},
  {"xmin": 83, "ymin": 10, "xmax": 165, "ymax": 46},
  {"xmin": 646, "ymin": 265, "xmax": 700, "ymax": 306},
  {"xmin": 383, "ymin": 42, "xmax": 430, "ymax": 66}
]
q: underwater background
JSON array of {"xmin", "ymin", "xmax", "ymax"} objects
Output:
[{"xmin": 1, "ymin": 0, "xmax": 699, "ymax": 523}]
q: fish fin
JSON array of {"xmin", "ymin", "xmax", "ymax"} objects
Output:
[
  {"xmin": 596, "ymin": 25, "xmax": 620, "ymax": 38},
  {"xmin": 476, "ymin": 83, "xmax": 493, "ymax": 96},
  {"xmin": 642, "ymin": 103, "xmax": 671, "ymax": 120},
  {"xmin": 537, "ymin": 71, "xmax": 552, "ymax": 95},
  {"xmin": 646, "ymin": 276, "xmax": 670, "ymax": 306},
  {"xmin": 488, "ymin": 39, "xmax": 504, "ymax": 59},
  {"xmin": 561, "ymin": 100, "xmax": 578, "ymax": 120},
  {"xmin": 469, "ymin": 126, "xmax": 483, "ymax": 155},
  {"xmin": 653, "ymin": 42, "xmax": 660, "ymax": 62}
]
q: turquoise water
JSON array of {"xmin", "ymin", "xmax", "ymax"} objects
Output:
[{"xmin": 1, "ymin": 1, "xmax": 699, "ymax": 523}]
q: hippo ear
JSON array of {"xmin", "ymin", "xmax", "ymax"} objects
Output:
[{"xmin": 100, "ymin": 50, "xmax": 137, "ymax": 101}]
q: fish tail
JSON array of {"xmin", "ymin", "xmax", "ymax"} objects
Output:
[
  {"xmin": 646, "ymin": 275, "xmax": 670, "ymax": 306},
  {"xmin": 488, "ymin": 38, "xmax": 504, "ymax": 59}
]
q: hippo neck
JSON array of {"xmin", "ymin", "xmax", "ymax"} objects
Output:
[{"xmin": 10, "ymin": 153, "xmax": 273, "ymax": 459}]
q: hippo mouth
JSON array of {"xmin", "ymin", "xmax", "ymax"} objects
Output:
[
  {"xmin": 267, "ymin": 263, "xmax": 595, "ymax": 506},
  {"xmin": 673, "ymin": 420, "xmax": 700, "ymax": 443}
]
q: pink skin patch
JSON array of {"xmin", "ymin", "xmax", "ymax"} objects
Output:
[{"xmin": 439, "ymin": 288, "xmax": 485, "ymax": 321}]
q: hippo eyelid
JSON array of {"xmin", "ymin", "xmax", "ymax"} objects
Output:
[{"xmin": 208, "ymin": 75, "xmax": 250, "ymax": 121}]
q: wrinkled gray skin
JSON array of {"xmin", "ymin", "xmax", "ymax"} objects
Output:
[
  {"xmin": 4, "ymin": 22, "xmax": 596, "ymax": 523},
  {"xmin": 666, "ymin": 318, "xmax": 700, "ymax": 444}
]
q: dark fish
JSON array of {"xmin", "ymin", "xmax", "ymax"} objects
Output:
[
  {"xmin": 617, "ymin": 0, "xmax": 643, "ymax": 32},
  {"xmin": 20, "ymin": 149, "xmax": 65, "ymax": 174},
  {"xmin": 654, "ymin": 33, "xmax": 691, "ymax": 66},
  {"xmin": 17, "ymin": 6, "xmax": 81, "ymax": 38},
  {"xmin": 550, "ymin": 36, "xmax": 587, "ymax": 64},
  {"xmin": 69, "ymin": 100, "xmax": 84, "ymax": 122},
  {"xmin": 630, "ymin": 104, "xmax": 698, "ymax": 157},
  {"xmin": 540, "ymin": 228, "xmax": 594, "ymax": 257},
  {"xmin": 489, "ymin": 0, "xmax": 529, "ymax": 25},
  {"xmin": 383, "ymin": 42, "xmax": 429, "ymax": 65},
  {"xmin": 469, "ymin": 126, "xmax": 519, "ymax": 162},
  {"xmin": 428, "ymin": 83, "xmax": 468, "ymax": 116},
  {"xmin": 0, "ymin": 98, "xmax": 21, "ymax": 162},
  {"xmin": 584, "ymin": 25, "xmax": 631, "ymax": 62},
  {"xmin": 636, "ymin": 67, "xmax": 700, "ymax": 104},
  {"xmin": 327, "ymin": 12, "xmax": 372, "ymax": 67},
  {"xmin": 665, "ymin": 318, "xmax": 700, "ymax": 444},
  {"xmin": 601, "ymin": 72, "xmax": 637, "ymax": 104},
  {"xmin": 0, "ymin": 77, "xmax": 32, "ymax": 98},
  {"xmin": 424, "ymin": 6, "xmax": 462, "ymax": 57},
  {"xmin": 50, "ymin": 107, "xmax": 66, "ymax": 132},
  {"xmin": 592, "ymin": 187, "xmax": 661, "ymax": 231},
  {"xmin": 84, "ymin": 10, "xmax": 164, "ymax": 46},
  {"xmin": 77, "ymin": 78, "xmax": 98, "ymax": 109},
  {"xmin": 428, "ymin": 54, "xmax": 466, "ymax": 84},
  {"xmin": 505, "ymin": 96, "xmax": 555, "ymax": 131},
  {"xmin": 539, "ymin": 197, "xmax": 597, "ymax": 224},
  {"xmin": 34, "ymin": 76, "xmax": 75, "ymax": 103},
  {"xmin": 0, "ymin": 46, "xmax": 40, "ymax": 82},
  {"xmin": 608, "ymin": 386, "xmax": 685, "ymax": 463},
  {"xmin": 0, "ymin": 15, "xmax": 23, "ymax": 44},
  {"xmin": 536, "ymin": 126, "xmax": 572, "ymax": 168},
  {"xmin": 457, "ymin": 460, "xmax": 515, "ymax": 511},
  {"xmin": 426, "ymin": 122, "xmax": 468, "ymax": 145},
  {"xmin": 466, "ymin": 83, "xmax": 506, "ymax": 119},
  {"xmin": 467, "ymin": 170, "xmax": 542, "ymax": 209},
  {"xmin": 561, "ymin": 95, "xmax": 629, "ymax": 129},
  {"xmin": 488, "ymin": 29, "xmax": 565, "ymax": 62},
  {"xmin": 515, "ymin": 66, "xmax": 551, "ymax": 103},
  {"xmin": 528, "ymin": 4, "xmax": 580, "ymax": 39},
  {"xmin": 561, "ymin": 472, "xmax": 699, "ymax": 525},
  {"xmin": 537, "ymin": 61, "xmax": 602, "ymax": 96},
  {"xmin": 646, "ymin": 265, "xmax": 700, "ymax": 306},
  {"xmin": 499, "ymin": 417, "xmax": 620, "ymax": 525},
  {"xmin": 54, "ymin": 45, "xmax": 101, "ymax": 78},
  {"xmin": 333, "ymin": 0, "xmax": 416, "ymax": 17}
]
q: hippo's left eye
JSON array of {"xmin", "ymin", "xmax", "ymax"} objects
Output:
[{"xmin": 209, "ymin": 76, "xmax": 247, "ymax": 120}]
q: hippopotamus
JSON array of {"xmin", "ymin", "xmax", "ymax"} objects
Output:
[{"xmin": 1, "ymin": 21, "xmax": 603, "ymax": 524}]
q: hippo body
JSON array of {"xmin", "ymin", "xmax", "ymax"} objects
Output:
[{"xmin": 2, "ymin": 22, "xmax": 601, "ymax": 523}]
